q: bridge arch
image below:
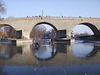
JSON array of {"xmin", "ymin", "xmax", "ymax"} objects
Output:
[
  {"xmin": 34, "ymin": 22, "xmax": 58, "ymax": 31},
  {"xmin": 0, "ymin": 24, "xmax": 17, "ymax": 30},
  {"xmin": 0, "ymin": 24, "xmax": 17, "ymax": 38},
  {"xmin": 72, "ymin": 22, "xmax": 100, "ymax": 36},
  {"xmin": 30, "ymin": 22, "xmax": 58, "ymax": 39}
]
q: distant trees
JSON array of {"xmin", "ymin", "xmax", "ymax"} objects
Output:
[
  {"xmin": 30, "ymin": 25, "xmax": 57, "ymax": 39},
  {"xmin": 75, "ymin": 32, "xmax": 92, "ymax": 37},
  {"xmin": 46, "ymin": 29, "xmax": 56, "ymax": 38},
  {"xmin": 0, "ymin": 31, "xmax": 8, "ymax": 38},
  {"xmin": 0, "ymin": 26, "xmax": 16, "ymax": 38},
  {"xmin": 30, "ymin": 25, "xmax": 46, "ymax": 39},
  {"xmin": 5, "ymin": 26, "xmax": 16, "ymax": 38},
  {"xmin": 0, "ymin": 0, "xmax": 6, "ymax": 15}
]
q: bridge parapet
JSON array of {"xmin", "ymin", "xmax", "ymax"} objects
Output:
[{"xmin": 1, "ymin": 17, "xmax": 100, "ymax": 21}]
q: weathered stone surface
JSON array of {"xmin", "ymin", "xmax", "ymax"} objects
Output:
[{"xmin": 0, "ymin": 17, "xmax": 100, "ymax": 39}]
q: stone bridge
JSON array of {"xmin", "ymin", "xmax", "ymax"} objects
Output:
[{"xmin": 0, "ymin": 17, "xmax": 100, "ymax": 39}]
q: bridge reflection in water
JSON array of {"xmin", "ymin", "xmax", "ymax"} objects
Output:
[{"xmin": 0, "ymin": 40, "xmax": 100, "ymax": 75}]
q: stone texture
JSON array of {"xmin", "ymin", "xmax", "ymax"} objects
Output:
[{"xmin": 0, "ymin": 17, "xmax": 100, "ymax": 39}]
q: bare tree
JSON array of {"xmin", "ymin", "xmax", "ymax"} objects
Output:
[
  {"xmin": 30, "ymin": 25, "xmax": 46, "ymax": 39},
  {"xmin": 0, "ymin": 0, "xmax": 6, "ymax": 15},
  {"xmin": 75, "ymin": 32, "xmax": 91, "ymax": 37},
  {"xmin": 49, "ymin": 29, "xmax": 56, "ymax": 38},
  {"xmin": 0, "ymin": 26, "xmax": 16, "ymax": 38},
  {"xmin": 0, "ymin": 31, "xmax": 8, "ymax": 38}
]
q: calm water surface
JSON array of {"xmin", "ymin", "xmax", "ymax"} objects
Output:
[{"xmin": 0, "ymin": 40, "xmax": 100, "ymax": 75}]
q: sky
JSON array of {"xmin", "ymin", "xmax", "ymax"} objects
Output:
[
  {"xmin": 1, "ymin": 0, "xmax": 100, "ymax": 34},
  {"xmin": 73, "ymin": 25, "xmax": 94, "ymax": 35},
  {"xmin": 2, "ymin": 0, "xmax": 100, "ymax": 18}
]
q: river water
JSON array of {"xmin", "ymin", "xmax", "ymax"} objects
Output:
[{"xmin": 0, "ymin": 40, "xmax": 100, "ymax": 75}]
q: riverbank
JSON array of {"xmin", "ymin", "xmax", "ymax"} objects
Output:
[
  {"xmin": 0, "ymin": 38, "xmax": 11, "ymax": 44},
  {"xmin": 78, "ymin": 35, "xmax": 100, "ymax": 41}
]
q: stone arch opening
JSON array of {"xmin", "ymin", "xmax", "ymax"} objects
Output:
[
  {"xmin": 30, "ymin": 22, "xmax": 58, "ymax": 39},
  {"xmin": 35, "ymin": 22, "xmax": 57, "ymax": 31},
  {"xmin": 79, "ymin": 23, "xmax": 100, "ymax": 36},
  {"xmin": 0, "ymin": 24, "xmax": 17, "ymax": 38},
  {"xmin": 72, "ymin": 22, "xmax": 100, "ymax": 38}
]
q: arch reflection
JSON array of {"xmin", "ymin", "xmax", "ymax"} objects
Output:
[
  {"xmin": 0, "ymin": 44, "xmax": 16, "ymax": 59},
  {"xmin": 86, "ymin": 46, "xmax": 99, "ymax": 57},
  {"xmin": 31, "ymin": 44, "xmax": 56, "ymax": 60},
  {"xmin": 31, "ymin": 42, "xmax": 68, "ymax": 60},
  {"xmin": 71, "ymin": 43, "xmax": 97, "ymax": 58}
]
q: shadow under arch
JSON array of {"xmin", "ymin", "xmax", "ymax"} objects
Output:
[
  {"xmin": 0, "ymin": 24, "xmax": 17, "ymax": 38},
  {"xmin": 0, "ymin": 24, "xmax": 16, "ymax": 30},
  {"xmin": 79, "ymin": 22, "xmax": 100, "ymax": 35}
]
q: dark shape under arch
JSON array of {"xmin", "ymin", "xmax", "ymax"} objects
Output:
[{"xmin": 79, "ymin": 23, "xmax": 100, "ymax": 35}]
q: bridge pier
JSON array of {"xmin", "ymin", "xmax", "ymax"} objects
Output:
[{"xmin": 22, "ymin": 30, "xmax": 30, "ymax": 39}]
